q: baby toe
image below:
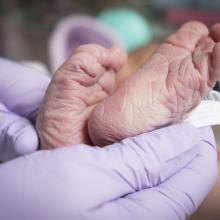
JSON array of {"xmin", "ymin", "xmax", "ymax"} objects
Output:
[
  {"xmin": 179, "ymin": 21, "xmax": 209, "ymax": 36},
  {"xmin": 166, "ymin": 21, "xmax": 209, "ymax": 51},
  {"xmin": 108, "ymin": 46, "xmax": 128, "ymax": 72}
]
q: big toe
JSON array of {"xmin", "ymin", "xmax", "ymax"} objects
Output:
[
  {"xmin": 166, "ymin": 21, "xmax": 209, "ymax": 51},
  {"xmin": 178, "ymin": 21, "xmax": 209, "ymax": 35}
]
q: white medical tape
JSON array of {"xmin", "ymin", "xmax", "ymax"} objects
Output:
[{"xmin": 185, "ymin": 91, "xmax": 220, "ymax": 128}]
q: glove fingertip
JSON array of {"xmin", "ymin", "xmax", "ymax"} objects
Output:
[{"xmin": 14, "ymin": 127, "xmax": 39, "ymax": 156}]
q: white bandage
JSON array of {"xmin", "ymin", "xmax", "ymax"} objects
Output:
[{"xmin": 185, "ymin": 91, "xmax": 220, "ymax": 128}]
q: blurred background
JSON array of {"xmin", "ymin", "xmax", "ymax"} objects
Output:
[{"xmin": 0, "ymin": 0, "xmax": 220, "ymax": 73}]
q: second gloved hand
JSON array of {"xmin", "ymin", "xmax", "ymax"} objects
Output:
[{"xmin": 0, "ymin": 58, "xmax": 50, "ymax": 161}]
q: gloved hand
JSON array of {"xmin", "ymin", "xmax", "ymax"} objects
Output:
[
  {"xmin": 0, "ymin": 123, "xmax": 217, "ymax": 220},
  {"xmin": 0, "ymin": 58, "xmax": 50, "ymax": 161},
  {"xmin": 0, "ymin": 59, "xmax": 217, "ymax": 220}
]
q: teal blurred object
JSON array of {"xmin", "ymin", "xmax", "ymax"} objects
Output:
[{"xmin": 97, "ymin": 8, "xmax": 152, "ymax": 52}]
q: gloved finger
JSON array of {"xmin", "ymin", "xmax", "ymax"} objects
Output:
[
  {"xmin": 0, "ymin": 102, "xmax": 38, "ymax": 161},
  {"xmin": 109, "ymin": 127, "xmax": 216, "ymax": 220},
  {"xmin": 106, "ymin": 122, "xmax": 202, "ymax": 189},
  {"xmin": 0, "ymin": 58, "xmax": 50, "ymax": 121},
  {"xmin": 157, "ymin": 126, "xmax": 217, "ymax": 217},
  {"xmin": 0, "ymin": 123, "xmax": 202, "ymax": 220}
]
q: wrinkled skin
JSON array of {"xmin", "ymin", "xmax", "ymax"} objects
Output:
[
  {"xmin": 36, "ymin": 46, "xmax": 127, "ymax": 147},
  {"xmin": 36, "ymin": 21, "xmax": 220, "ymax": 148}
]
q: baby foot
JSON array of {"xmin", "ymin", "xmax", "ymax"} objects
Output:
[
  {"xmin": 88, "ymin": 21, "xmax": 220, "ymax": 146},
  {"xmin": 36, "ymin": 44, "xmax": 127, "ymax": 148}
]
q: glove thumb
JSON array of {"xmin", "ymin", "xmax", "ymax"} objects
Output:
[{"xmin": 0, "ymin": 103, "xmax": 38, "ymax": 162}]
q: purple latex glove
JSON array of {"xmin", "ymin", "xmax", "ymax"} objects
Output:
[
  {"xmin": 0, "ymin": 58, "xmax": 217, "ymax": 219},
  {"xmin": 0, "ymin": 58, "xmax": 50, "ymax": 161},
  {"xmin": 0, "ymin": 123, "xmax": 217, "ymax": 220}
]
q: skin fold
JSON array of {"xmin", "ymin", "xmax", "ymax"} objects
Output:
[
  {"xmin": 36, "ymin": 21, "xmax": 220, "ymax": 149},
  {"xmin": 36, "ymin": 45, "xmax": 127, "ymax": 147}
]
